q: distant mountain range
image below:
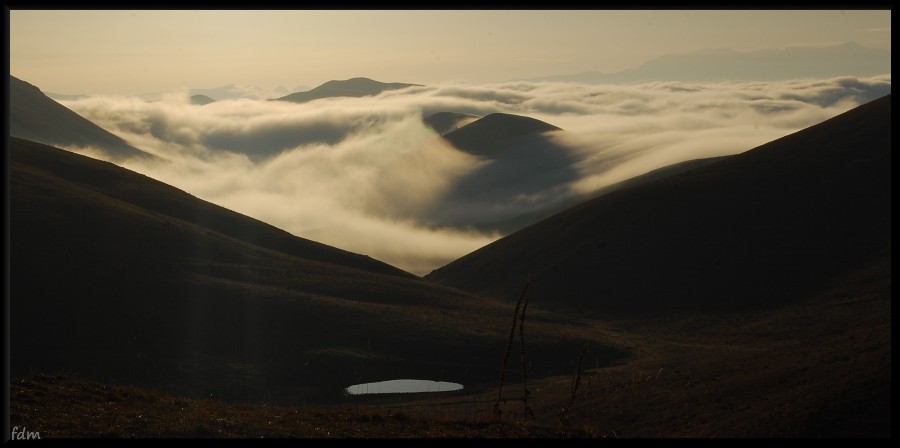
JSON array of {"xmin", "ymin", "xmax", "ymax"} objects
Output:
[
  {"xmin": 274, "ymin": 77, "xmax": 422, "ymax": 103},
  {"xmin": 525, "ymin": 42, "xmax": 891, "ymax": 84},
  {"xmin": 9, "ymin": 75, "xmax": 154, "ymax": 162},
  {"xmin": 427, "ymin": 94, "xmax": 891, "ymax": 314},
  {"xmin": 188, "ymin": 83, "xmax": 292, "ymax": 101},
  {"xmin": 47, "ymin": 83, "xmax": 309, "ymax": 102}
]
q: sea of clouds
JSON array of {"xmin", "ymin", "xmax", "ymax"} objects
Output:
[{"xmin": 59, "ymin": 75, "xmax": 891, "ymax": 275}]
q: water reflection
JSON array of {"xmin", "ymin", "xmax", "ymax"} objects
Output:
[{"xmin": 345, "ymin": 379, "xmax": 464, "ymax": 395}]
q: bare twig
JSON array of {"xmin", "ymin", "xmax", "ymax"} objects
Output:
[
  {"xmin": 493, "ymin": 277, "xmax": 531, "ymax": 418},
  {"xmin": 518, "ymin": 276, "xmax": 533, "ymax": 421},
  {"xmin": 560, "ymin": 344, "xmax": 588, "ymax": 426}
]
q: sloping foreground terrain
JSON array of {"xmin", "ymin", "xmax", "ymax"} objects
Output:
[
  {"xmin": 9, "ymin": 136, "xmax": 623, "ymax": 408},
  {"xmin": 10, "ymin": 238, "xmax": 890, "ymax": 437}
]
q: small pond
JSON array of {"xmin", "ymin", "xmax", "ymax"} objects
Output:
[{"xmin": 345, "ymin": 379, "xmax": 464, "ymax": 395}]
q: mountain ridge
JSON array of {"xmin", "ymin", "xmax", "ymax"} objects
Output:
[
  {"xmin": 275, "ymin": 77, "xmax": 422, "ymax": 103},
  {"xmin": 426, "ymin": 94, "xmax": 891, "ymax": 314},
  {"xmin": 524, "ymin": 42, "xmax": 891, "ymax": 84},
  {"xmin": 422, "ymin": 111, "xmax": 480, "ymax": 135},
  {"xmin": 443, "ymin": 112, "xmax": 562, "ymax": 158},
  {"xmin": 9, "ymin": 75, "xmax": 155, "ymax": 162},
  {"xmin": 10, "ymin": 136, "xmax": 612, "ymax": 404}
]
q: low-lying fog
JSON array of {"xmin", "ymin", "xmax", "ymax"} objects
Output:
[{"xmin": 59, "ymin": 75, "xmax": 890, "ymax": 275}]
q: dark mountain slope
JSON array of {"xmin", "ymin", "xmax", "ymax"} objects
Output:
[
  {"xmin": 423, "ymin": 111, "xmax": 480, "ymax": 135},
  {"xmin": 190, "ymin": 94, "xmax": 216, "ymax": 105},
  {"xmin": 420, "ymin": 113, "xmax": 579, "ymax": 231},
  {"xmin": 480, "ymin": 155, "xmax": 730, "ymax": 235},
  {"xmin": 9, "ymin": 137, "xmax": 622, "ymax": 404},
  {"xmin": 9, "ymin": 137, "xmax": 410, "ymax": 278},
  {"xmin": 443, "ymin": 113, "xmax": 562, "ymax": 159},
  {"xmin": 425, "ymin": 113, "xmax": 726, "ymax": 234},
  {"xmin": 9, "ymin": 75, "xmax": 153, "ymax": 162},
  {"xmin": 427, "ymin": 95, "xmax": 891, "ymax": 314}
]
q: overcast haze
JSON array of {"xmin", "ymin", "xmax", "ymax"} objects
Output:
[{"xmin": 9, "ymin": 10, "xmax": 891, "ymax": 95}]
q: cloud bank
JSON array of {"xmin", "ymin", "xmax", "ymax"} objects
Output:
[{"xmin": 59, "ymin": 75, "xmax": 890, "ymax": 275}]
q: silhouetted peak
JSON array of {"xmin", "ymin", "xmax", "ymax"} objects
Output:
[
  {"xmin": 423, "ymin": 111, "xmax": 481, "ymax": 134},
  {"xmin": 446, "ymin": 113, "xmax": 561, "ymax": 141},
  {"xmin": 190, "ymin": 94, "xmax": 216, "ymax": 105},
  {"xmin": 11, "ymin": 75, "xmax": 44, "ymax": 94},
  {"xmin": 276, "ymin": 77, "xmax": 421, "ymax": 103}
]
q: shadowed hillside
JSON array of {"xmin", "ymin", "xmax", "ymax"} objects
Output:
[
  {"xmin": 421, "ymin": 113, "xmax": 581, "ymax": 232},
  {"xmin": 422, "ymin": 111, "xmax": 480, "ymax": 135},
  {"xmin": 443, "ymin": 113, "xmax": 561, "ymax": 158},
  {"xmin": 9, "ymin": 137, "xmax": 624, "ymax": 405},
  {"xmin": 275, "ymin": 77, "xmax": 421, "ymax": 103},
  {"xmin": 427, "ymin": 95, "xmax": 891, "ymax": 314},
  {"xmin": 480, "ymin": 155, "xmax": 730, "ymax": 235},
  {"xmin": 9, "ymin": 75, "xmax": 154, "ymax": 162},
  {"xmin": 10, "ymin": 136, "xmax": 412, "ymax": 278},
  {"xmin": 425, "ymin": 113, "xmax": 726, "ymax": 235},
  {"xmin": 190, "ymin": 94, "xmax": 216, "ymax": 105}
]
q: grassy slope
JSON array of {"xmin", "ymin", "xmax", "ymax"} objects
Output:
[
  {"xmin": 376, "ymin": 252, "xmax": 890, "ymax": 437},
  {"xmin": 11, "ymin": 254, "xmax": 890, "ymax": 437},
  {"xmin": 478, "ymin": 156, "xmax": 730, "ymax": 235},
  {"xmin": 9, "ymin": 373, "xmax": 596, "ymax": 438},
  {"xmin": 9, "ymin": 137, "xmax": 623, "ymax": 406},
  {"xmin": 427, "ymin": 94, "xmax": 891, "ymax": 315}
]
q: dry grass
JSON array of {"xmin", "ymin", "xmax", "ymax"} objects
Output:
[
  {"xmin": 10, "ymin": 282, "xmax": 889, "ymax": 438},
  {"xmin": 9, "ymin": 374, "xmax": 595, "ymax": 438},
  {"xmin": 347, "ymin": 256, "xmax": 891, "ymax": 438},
  {"xmin": 10, "ymin": 252, "xmax": 889, "ymax": 438}
]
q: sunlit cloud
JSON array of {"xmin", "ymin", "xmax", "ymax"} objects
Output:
[{"xmin": 59, "ymin": 75, "xmax": 890, "ymax": 275}]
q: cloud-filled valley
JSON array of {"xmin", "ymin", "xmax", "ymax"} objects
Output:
[{"xmin": 57, "ymin": 75, "xmax": 890, "ymax": 275}]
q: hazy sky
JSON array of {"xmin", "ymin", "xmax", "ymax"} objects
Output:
[{"xmin": 9, "ymin": 9, "xmax": 892, "ymax": 95}]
